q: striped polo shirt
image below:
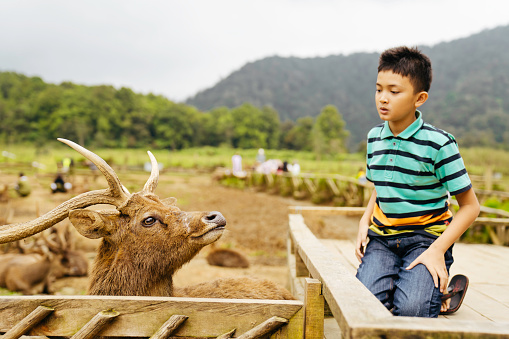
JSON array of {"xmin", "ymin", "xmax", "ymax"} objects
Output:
[{"xmin": 366, "ymin": 110, "xmax": 472, "ymax": 237}]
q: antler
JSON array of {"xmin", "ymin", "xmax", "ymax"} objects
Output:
[
  {"xmin": 142, "ymin": 151, "xmax": 159, "ymax": 193},
  {"xmin": 0, "ymin": 138, "xmax": 132, "ymax": 244}
]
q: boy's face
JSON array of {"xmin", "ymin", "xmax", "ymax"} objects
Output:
[{"xmin": 375, "ymin": 71, "xmax": 427, "ymax": 135}]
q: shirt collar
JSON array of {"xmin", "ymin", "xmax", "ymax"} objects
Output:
[{"xmin": 380, "ymin": 110, "xmax": 423, "ymax": 139}]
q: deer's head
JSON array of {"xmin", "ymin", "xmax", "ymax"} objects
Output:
[{"xmin": 0, "ymin": 139, "xmax": 226, "ymax": 296}]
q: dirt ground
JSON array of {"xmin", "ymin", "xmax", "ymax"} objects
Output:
[{"xmin": 0, "ymin": 169, "xmax": 361, "ymax": 295}]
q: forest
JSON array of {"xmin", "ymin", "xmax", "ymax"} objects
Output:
[
  {"xmin": 0, "ymin": 72, "xmax": 348, "ymax": 154},
  {"xmin": 1, "ymin": 25, "xmax": 508, "ymax": 153},
  {"xmin": 188, "ymin": 25, "xmax": 509, "ymax": 150}
]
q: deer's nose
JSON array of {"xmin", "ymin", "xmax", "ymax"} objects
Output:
[{"xmin": 203, "ymin": 211, "xmax": 226, "ymax": 227}]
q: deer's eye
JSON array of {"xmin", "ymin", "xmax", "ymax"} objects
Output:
[{"xmin": 142, "ymin": 217, "xmax": 157, "ymax": 227}]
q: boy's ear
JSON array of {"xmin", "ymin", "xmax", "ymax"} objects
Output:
[{"xmin": 415, "ymin": 91, "xmax": 429, "ymax": 108}]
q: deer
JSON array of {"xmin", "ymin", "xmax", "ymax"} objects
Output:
[
  {"xmin": 0, "ymin": 224, "xmax": 89, "ymax": 295},
  {"xmin": 0, "ymin": 139, "xmax": 294, "ymax": 300}
]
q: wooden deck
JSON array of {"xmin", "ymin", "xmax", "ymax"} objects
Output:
[
  {"xmin": 287, "ymin": 210, "xmax": 509, "ymax": 338},
  {"xmin": 322, "ymin": 239, "xmax": 509, "ymax": 323}
]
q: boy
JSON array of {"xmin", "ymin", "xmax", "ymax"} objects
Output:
[{"xmin": 355, "ymin": 46, "xmax": 480, "ymax": 318}]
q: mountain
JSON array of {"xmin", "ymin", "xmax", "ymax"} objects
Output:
[{"xmin": 186, "ymin": 25, "xmax": 509, "ymax": 150}]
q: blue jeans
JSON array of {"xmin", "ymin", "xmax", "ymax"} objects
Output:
[{"xmin": 355, "ymin": 233, "xmax": 454, "ymax": 318}]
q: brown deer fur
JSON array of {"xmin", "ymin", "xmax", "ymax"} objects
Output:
[{"xmin": 0, "ymin": 252, "xmax": 51, "ymax": 294}]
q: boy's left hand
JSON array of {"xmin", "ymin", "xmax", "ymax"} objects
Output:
[{"xmin": 406, "ymin": 246, "xmax": 448, "ymax": 293}]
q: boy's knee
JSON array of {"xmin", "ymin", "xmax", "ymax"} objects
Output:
[{"xmin": 393, "ymin": 290, "xmax": 441, "ymax": 318}]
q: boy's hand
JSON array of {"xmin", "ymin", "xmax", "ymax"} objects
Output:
[
  {"xmin": 355, "ymin": 222, "xmax": 369, "ymax": 262},
  {"xmin": 406, "ymin": 246, "xmax": 448, "ymax": 292}
]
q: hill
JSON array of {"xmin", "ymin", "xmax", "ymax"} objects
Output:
[{"xmin": 186, "ymin": 25, "xmax": 509, "ymax": 149}]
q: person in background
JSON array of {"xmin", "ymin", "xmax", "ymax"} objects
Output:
[
  {"xmin": 232, "ymin": 153, "xmax": 243, "ymax": 176},
  {"xmin": 14, "ymin": 172, "xmax": 31, "ymax": 197},
  {"xmin": 290, "ymin": 161, "xmax": 300, "ymax": 176},
  {"xmin": 356, "ymin": 167, "xmax": 367, "ymax": 184},
  {"xmin": 256, "ymin": 148, "xmax": 266, "ymax": 164},
  {"xmin": 51, "ymin": 173, "xmax": 72, "ymax": 193}
]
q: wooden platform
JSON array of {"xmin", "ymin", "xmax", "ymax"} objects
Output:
[
  {"xmin": 287, "ymin": 212, "xmax": 509, "ymax": 338},
  {"xmin": 322, "ymin": 239, "xmax": 509, "ymax": 323}
]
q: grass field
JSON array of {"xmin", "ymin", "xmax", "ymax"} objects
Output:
[{"xmin": 1, "ymin": 142, "xmax": 509, "ymax": 191}]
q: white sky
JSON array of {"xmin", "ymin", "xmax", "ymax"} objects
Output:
[{"xmin": 1, "ymin": 0, "xmax": 508, "ymax": 102}]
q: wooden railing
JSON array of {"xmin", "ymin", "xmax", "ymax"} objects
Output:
[
  {"xmin": 216, "ymin": 170, "xmax": 373, "ymax": 207},
  {"xmin": 0, "ymin": 294, "xmax": 318, "ymax": 338}
]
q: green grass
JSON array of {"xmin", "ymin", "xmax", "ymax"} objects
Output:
[
  {"xmin": 0, "ymin": 142, "xmax": 366, "ymax": 177},
  {"xmin": 1, "ymin": 143, "xmax": 509, "ymax": 190}
]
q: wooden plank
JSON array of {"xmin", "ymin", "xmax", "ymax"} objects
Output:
[
  {"xmin": 458, "ymin": 286, "xmax": 509, "ymax": 323},
  {"xmin": 150, "ymin": 314, "xmax": 188, "ymax": 339},
  {"xmin": 289, "ymin": 214, "xmax": 392, "ymax": 339},
  {"xmin": 303, "ymin": 178, "xmax": 316, "ymax": 194},
  {"xmin": 323, "ymin": 317, "xmax": 341, "ymax": 339},
  {"xmin": 71, "ymin": 310, "xmax": 120, "ymax": 339},
  {"xmin": 320, "ymin": 239, "xmax": 357, "ymax": 275},
  {"xmin": 351, "ymin": 316, "xmax": 509, "ymax": 338},
  {"xmin": 451, "ymin": 244, "xmax": 509, "ymax": 285},
  {"xmin": 2, "ymin": 306, "xmax": 54, "ymax": 339},
  {"xmin": 288, "ymin": 206, "xmax": 366, "ymax": 216},
  {"xmin": 450, "ymin": 200, "xmax": 509, "ymax": 218},
  {"xmin": 304, "ymin": 278, "xmax": 324, "ymax": 339},
  {"xmin": 0, "ymin": 296, "xmax": 303, "ymax": 338},
  {"xmin": 237, "ymin": 316, "xmax": 288, "ymax": 339},
  {"xmin": 326, "ymin": 179, "xmax": 340, "ymax": 196}
]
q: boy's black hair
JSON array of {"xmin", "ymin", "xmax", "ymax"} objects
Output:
[{"xmin": 378, "ymin": 46, "xmax": 432, "ymax": 93}]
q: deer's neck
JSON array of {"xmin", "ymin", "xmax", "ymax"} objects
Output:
[{"xmin": 87, "ymin": 241, "xmax": 175, "ymax": 296}]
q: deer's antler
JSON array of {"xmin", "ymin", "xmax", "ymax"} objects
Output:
[
  {"xmin": 0, "ymin": 139, "xmax": 133, "ymax": 244},
  {"xmin": 143, "ymin": 151, "xmax": 159, "ymax": 194}
]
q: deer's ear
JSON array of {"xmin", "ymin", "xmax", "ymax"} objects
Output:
[
  {"xmin": 69, "ymin": 210, "xmax": 115, "ymax": 239},
  {"xmin": 161, "ymin": 197, "xmax": 177, "ymax": 206}
]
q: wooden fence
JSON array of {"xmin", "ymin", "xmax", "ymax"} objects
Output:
[
  {"xmin": 0, "ymin": 290, "xmax": 327, "ymax": 338},
  {"xmin": 217, "ymin": 170, "xmax": 373, "ymax": 207}
]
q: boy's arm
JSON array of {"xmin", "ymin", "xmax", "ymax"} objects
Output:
[
  {"xmin": 406, "ymin": 188, "xmax": 480, "ymax": 292},
  {"xmin": 355, "ymin": 189, "xmax": 377, "ymax": 261}
]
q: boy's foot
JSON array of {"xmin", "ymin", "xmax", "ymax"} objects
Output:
[{"xmin": 440, "ymin": 274, "xmax": 469, "ymax": 315}]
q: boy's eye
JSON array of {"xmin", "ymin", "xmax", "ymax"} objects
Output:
[{"xmin": 391, "ymin": 91, "xmax": 399, "ymax": 94}]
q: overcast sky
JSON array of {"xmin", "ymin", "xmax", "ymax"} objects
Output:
[{"xmin": 1, "ymin": 0, "xmax": 508, "ymax": 102}]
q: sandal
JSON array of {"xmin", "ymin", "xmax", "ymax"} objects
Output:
[{"xmin": 440, "ymin": 274, "xmax": 469, "ymax": 314}]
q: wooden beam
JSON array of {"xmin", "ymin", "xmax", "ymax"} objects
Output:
[
  {"xmin": 2, "ymin": 306, "xmax": 54, "ymax": 339},
  {"xmin": 304, "ymin": 278, "xmax": 324, "ymax": 339},
  {"xmin": 237, "ymin": 316, "xmax": 288, "ymax": 339},
  {"xmin": 326, "ymin": 179, "xmax": 340, "ymax": 196},
  {"xmin": 71, "ymin": 310, "xmax": 119, "ymax": 339},
  {"xmin": 303, "ymin": 178, "xmax": 316, "ymax": 194},
  {"xmin": 0, "ymin": 296, "xmax": 303, "ymax": 338},
  {"xmin": 150, "ymin": 315, "xmax": 188, "ymax": 339}
]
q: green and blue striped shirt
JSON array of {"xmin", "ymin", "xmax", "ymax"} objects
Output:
[{"xmin": 366, "ymin": 111, "xmax": 472, "ymax": 237}]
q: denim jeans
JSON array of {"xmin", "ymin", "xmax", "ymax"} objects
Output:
[{"xmin": 355, "ymin": 233, "xmax": 454, "ymax": 318}]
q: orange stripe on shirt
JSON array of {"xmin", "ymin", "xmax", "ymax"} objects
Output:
[{"xmin": 371, "ymin": 203, "xmax": 453, "ymax": 228}]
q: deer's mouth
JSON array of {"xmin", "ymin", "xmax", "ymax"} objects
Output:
[{"xmin": 192, "ymin": 224, "xmax": 225, "ymax": 238}]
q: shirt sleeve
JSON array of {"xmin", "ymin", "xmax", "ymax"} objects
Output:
[{"xmin": 434, "ymin": 137, "xmax": 472, "ymax": 196}]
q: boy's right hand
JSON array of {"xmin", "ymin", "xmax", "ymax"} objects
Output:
[{"xmin": 355, "ymin": 222, "xmax": 369, "ymax": 262}]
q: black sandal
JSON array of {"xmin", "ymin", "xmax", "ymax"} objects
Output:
[{"xmin": 440, "ymin": 274, "xmax": 469, "ymax": 314}]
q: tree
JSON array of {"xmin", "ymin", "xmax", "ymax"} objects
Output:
[
  {"xmin": 282, "ymin": 117, "xmax": 313, "ymax": 151},
  {"xmin": 312, "ymin": 105, "xmax": 349, "ymax": 156}
]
